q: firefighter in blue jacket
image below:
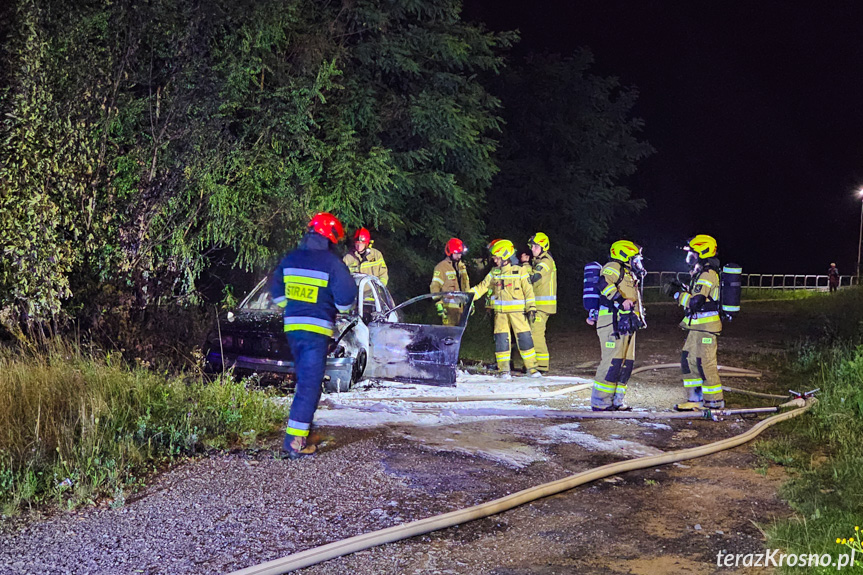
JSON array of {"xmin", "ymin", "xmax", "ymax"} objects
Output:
[{"xmin": 270, "ymin": 212, "xmax": 357, "ymax": 458}]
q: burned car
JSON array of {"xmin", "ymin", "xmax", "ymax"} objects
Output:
[{"xmin": 205, "ymin": 274, "xmax": 472, "ymax": 392}]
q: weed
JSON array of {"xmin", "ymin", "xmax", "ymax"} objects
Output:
[
  {"xmin": 756, "ymin": 287, "xmax": 863, "ymax": 572},
  {"xmin": 0, "ymin": 340, "xmax": 288, "ymax": 515}
]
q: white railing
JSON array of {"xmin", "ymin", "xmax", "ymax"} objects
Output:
[{"xmin": 642, "ymin": 272, "xmax": 859, "ymax": 290}]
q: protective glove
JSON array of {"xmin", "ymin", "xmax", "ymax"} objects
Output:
[
  {"xmin": 526, "ymin": 310, "xmax": 537, "ymax": 324},
  {"xmin": 435, "ymin": 302, "xmax": 447, "ymax": 321},
  {"xmin": 616, "ymin": 311, "xmax": 643, "ymax": 336},
  {"xmin": 662, "ymin": 279, "xmax": 684, "ymax": 298}
]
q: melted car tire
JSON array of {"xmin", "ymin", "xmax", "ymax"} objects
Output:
[{"xmin": 352, "ymin": 350, "xmax": 367, "ymax": 385}]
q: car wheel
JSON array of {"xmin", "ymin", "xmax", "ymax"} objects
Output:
[{"xmin": 352, "ymin": 350, "xmax": 367, "ymax": 385}]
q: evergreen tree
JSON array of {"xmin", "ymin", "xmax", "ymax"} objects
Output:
[{"xmin": 488, "ymin": 51, "xmax": 654, "ymax": 307}]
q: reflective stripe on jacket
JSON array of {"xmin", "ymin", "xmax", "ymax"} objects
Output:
[
  {"xmin": 598, "ymin": 261, "xmax": 641, "ymax": 311},
  {"xmin": 679, "ymin": 268, "xmax": 722, "ymax": 333},
  {"xmin": 343, "ymin": 247, "xmax": 388, "ymax": 285},
  {"xmin": 271, "ymin": 233, "xmax": 357, "ymax": 337},
  {"xmin": 471, "ymin": 263, "xmax": 535, "ymax": 314},
  {"xmin": 531, "ymin": 252, "xmax": 557, "ymax": 314},
  {"xmin": 431, "ymin": 258, "xmax": 471, "ymax": 308}
]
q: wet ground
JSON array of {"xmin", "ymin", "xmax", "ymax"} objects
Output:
[{"xmin": 0, "ymin": 301, "xmax": 808, "ymax": 575}]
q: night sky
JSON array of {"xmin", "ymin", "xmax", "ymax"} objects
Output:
[{"xmin": 463, "ymin": 0, "xmax": 863, "ymax": 275}]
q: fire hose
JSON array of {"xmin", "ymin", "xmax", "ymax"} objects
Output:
[
  {"xmin": 338, "ymin": 364, "xmax": 787, "ymax": 404},
  {"xmin": 227, "ymin": 396, "xmax": 815, "ymax": 575}
]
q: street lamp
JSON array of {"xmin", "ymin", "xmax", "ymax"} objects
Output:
[{"xmin": 858, "ymin": 189, "xmax": 863, "ymax": 283}]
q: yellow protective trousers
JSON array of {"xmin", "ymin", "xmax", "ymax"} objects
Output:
[
  {"xmin": 681, "ymin": 330, "xmax": 723, "ymax": 407},
  {"xmin": 444, "ymin": 306, "xmax": 464, "ymax": 327},
  {"xmin": 590, "ymin": 323, "xmax": 636, "ymax": 409},
  {"xmin": 493, "ymin": 312, "xmax": 538, "ymax": 374},
  {"xmin": 530, "ymin": 310, "xmax": 551, "ymax": 372}
]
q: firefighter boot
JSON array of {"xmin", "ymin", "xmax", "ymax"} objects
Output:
[
  {"xmin": 281, "ymin": 435, "xmax": 317, "ymax": 460},
  {"xmin": 674, "ymin": 401, "xmax": 705, "ymax": 411}
]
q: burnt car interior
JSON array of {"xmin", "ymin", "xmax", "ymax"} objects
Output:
[{"xmin": 205, "ymin": 274, "xmax": 472, "ymax": 389}]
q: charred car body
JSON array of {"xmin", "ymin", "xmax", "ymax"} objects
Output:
[{"xmin": 205, "ymin": 274, "xmax": 472, "ymax": 391}]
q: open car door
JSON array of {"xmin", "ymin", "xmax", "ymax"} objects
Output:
[{"xmin": 364, "ymin": 291, "xmax": 473, "ymax": 386}]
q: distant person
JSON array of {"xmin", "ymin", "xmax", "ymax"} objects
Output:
[
  {"xmin": 430, "ymin": 238, "xmax": 471, "ymax": 326},
  {"xmin": 343, "ymin": 228, "xmax": 388, "ymax": 285},
  {"xmin": 526, "ymin": 232, "xmax": 557, "ymax": 374},
  {"xmin": 271, "ymin": 213, "xmax": 356, "ymax": 458},
  {"xmin": 828, "ymin": 263, "xmax": 840, "ymax": 293},
  {"xmin": 470, "ymin": 239, "xmax": 542, "ymax": 379}
]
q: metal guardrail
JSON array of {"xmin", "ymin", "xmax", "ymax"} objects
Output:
[{"xmin": 642, "ymin": 272, "xmax": 859, "ymax": 290}]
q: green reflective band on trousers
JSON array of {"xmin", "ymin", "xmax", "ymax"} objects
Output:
[
  {"xmin": 591, "ymin": 323, "xmax": 636, "ymax": 410},
  {"xmin": 530, "ymin": 311, "xmax": 552, "ymax": 370},
  {"xmin": 688, "ymin": 313, "xmax": 720, "ymax": 325},
  {"xmin": 493, "ymin": 312, "xmax": 537, "ymax": 373},
  {"xmin": 680, "ymin": 330, "xmax": 722, "ymax": 403},
  {"xmin": 593, "ymin": 381, "xmax": 616, "ymax": 393}
]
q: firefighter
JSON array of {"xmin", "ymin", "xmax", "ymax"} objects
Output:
[
  {"xmin": 271, "ymin": 213, "xmax": 357, "ymax": 458},
  {"xmin": 665, "ymin": 234, "xmax": 724, "ymax": 410},
  {"xmin": 343, "ymin": 227, "xmax": 388, "ymax": 285},
  {"xmin": 470, "ymin": 239, "xmax": 542, "ymax": 379},
  {"xmin": 589, "ymin": 240, "xmax": 646, "ymax": 411},
  {"xmin": 430, "ymin": 238, "xmax": 472, "ymax": 326},
  {"xmin": 526, "ymin": 232, "xmax": 557, "ymax": 373}
]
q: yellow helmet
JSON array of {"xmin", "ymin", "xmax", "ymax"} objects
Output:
[
  {"xmin": 686, "ymin": 234, "xmax": 718, "ymax": 258},
  {"xmin": 490, "ymin": 239, "xmax": 515, "ymax": 260},
  {"xmin": 528, "ymin": 232, "xmax": 550, "ymax": 252},
  {"xmin": 610, "ymin": 240, "xmax": 642, "ymax": 264}
]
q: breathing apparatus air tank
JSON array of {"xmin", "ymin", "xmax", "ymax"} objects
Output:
[
  {"xmin": 721, "ymin": 263, "xmax": 742, "ymax": 316},
  {"xmin": 583, "ymin": 261, "xmax": 603, "ymax": 312}
]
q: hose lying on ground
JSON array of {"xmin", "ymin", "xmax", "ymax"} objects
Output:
[
  {"xmin": 341, "ymin": 364, "xmax": 785, "ymax": 404},
  {"xmin": 227, "ymin": 398, "xmax": 814, "ymax": 575},
  {"xmin": 328, "ymin": 400, "xmax": 799, "ymax": 420},
  {"xmin": 336, "ymin": 383, "xmax": 592, "ymax": 403}
]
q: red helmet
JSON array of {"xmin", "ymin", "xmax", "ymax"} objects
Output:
[
  {"xmin": 445, "ymin": 238, "xmax": 465, "ymax": 256},
  {"xmin": 353, "ymin": 228, "xmax": 371, "ymax": 243},
  {"xmin": 308, "ymin": 212, "xmax": 345, "ymax": 244}
]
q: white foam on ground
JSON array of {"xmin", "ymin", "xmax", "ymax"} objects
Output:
[
  {"xmin": 313, "ymin": 371, "xmax": 593, "ymax": 429},
  {"xmin": 339, "ymin": 371, "xmax": 593, "ymax": 401},
  {"xmin": 540, "ymin": 423, "xmax": 665, "ymax": 457},
  {"xmin": 309, "ymin": 372, "xmax": 664, "ymax": 467}
]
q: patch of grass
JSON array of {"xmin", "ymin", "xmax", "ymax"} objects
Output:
[
  {"xmin": 753, "ymin": 288, "xmax": 863, "ymax": 572},
  {"xmin": 740, "ymin": 288, "xmax": 826, "ymax": 301},
  {"xmin": 753, "ymin": 436, "xmax": 807, "ymax": 468},
  {"xmin": 458, "ymin": 311, "xmax": 496, "ymax": 364},
  {"xmin": 0, "ymin": 341, "xmax": 288, "ymax": 516}
]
